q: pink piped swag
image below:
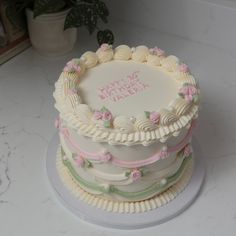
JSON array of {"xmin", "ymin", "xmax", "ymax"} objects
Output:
[{"xmin": 56, "ymin": 115, "xmax": 197, "ymax": 169}]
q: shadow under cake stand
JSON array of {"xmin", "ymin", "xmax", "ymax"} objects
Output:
[{"xmin": 46, "ymin": 133, "xmax": 205, "ymax": 229}]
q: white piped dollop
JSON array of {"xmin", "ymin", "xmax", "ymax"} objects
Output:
[
  {"xmin": 81, "ymin": 51, "xmax": 98, "ymax": 68},
  {"xmin": 76, "ymin": 104, "xmax": 93, "ymax": 123},
  {"xmin": 114, "ymin": 45, "xmax": 132, "ymax": 60},
  {"xmin": 161, "ymin": 55, "xmax": 179, "ymax": 72},
  {"xmin": 132, "ymin": 45, "xmax": 149, "ymax": 62},
  {"xmin": 134, "ymin": 113, "xmax": 156, "ymax": 131},
  {"xmin": 113, "ymin": 116, "xmax": 135, "ymax": 133},
  {"xmin": 169, "ymin": 98, "xmax": 192, "ymax": 116},
  {"xmin": 96, "ymin": 46, "xmax": 114, "ymax": 63},
  {"xmin": 159, "ymin": 109, "xmax": 178, "ymax": 125}
]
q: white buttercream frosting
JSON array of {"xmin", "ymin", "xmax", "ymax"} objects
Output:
[
  {"xmin": 132, "ymin": 45, "xmax": 149, "ymax": 62},
  {"xmin": 161, "ymin": 55, "xmax": 179, "ymax": 72},
  {"xmin": 76, "ymin": 104, "xmax": 93, "ymax": 123},
  {"xmin": 169, "ymin": 98, "xmax": 192, "ymax": 116},
  {"xmin": 146, "ymin": 54, "xmax": 162, "ymax": 66},
  {"xmin": 96, "ymin": 46, "xmax": 114, "ymax": 63},
  {"xmin": 65, "ymin": 94, "xmax": 81, "ymax": 111},
  {"xmin": 114, "ymin": 45, "xmax": 132, "ymax": 60},
  {"xmin": 134, "ymin": 113, "xmax": 156, "ymax": 131},
  {"xmin": 159, "ymin": 109, "xmax": 179, "ymax": 125},
  {"xmin": 113, "ymin": 116, "xmax": 135, "ymax": 133},
  {"xmin": 81, "ymin": 51, "xmax": 98, "ymax": 68}
]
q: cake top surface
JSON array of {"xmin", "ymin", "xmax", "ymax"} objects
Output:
[
  {"xmin": 80, "ymin": 60, "xmax": 179, "ymax": 116},
  {"xmin": 54, "ymin": 44, "xmax": 200, "ymax": 146}
]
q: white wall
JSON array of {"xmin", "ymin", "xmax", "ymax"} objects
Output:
[{"xmin": 108, "ymin": 0, "xmax": 236, "ymax": 54}]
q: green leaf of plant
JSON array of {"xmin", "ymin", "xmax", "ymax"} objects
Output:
[
  {"xmin": 33, "ymin": 0, "xmax": 65, "ymax": 17},
  {"xmin": 64, "ymin": 6, "xmax": 84, "ymax": 30},
  {"xmin": 94, "ymin": 0, "xmax": 109, "ymax": 23},
  {"xmin": 97, "ymin": 29, "xmax": 114, "ymax": 45}
]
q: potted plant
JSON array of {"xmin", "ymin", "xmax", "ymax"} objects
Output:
[{"xmin": 13, "ymin": 0, "xmax": 114, "ymax": 56}]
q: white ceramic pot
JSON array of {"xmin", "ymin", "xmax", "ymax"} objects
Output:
[{"xmin": 26, "ymin": 8, "xmax": 77, "ymax": 56}]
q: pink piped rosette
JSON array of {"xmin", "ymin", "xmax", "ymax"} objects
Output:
[
  {"xmin": 149, "ymin": 47, "xmax": 165, "ymax": 57},
  {"xmin": 100, "ymin": 43, "xmax": 112, "ymax": 51},
  {"xmin": 179, "ymin": 63, "xmax": 189, "ymax": 73},
  {"xmin": 74, "ymin": 155, "xmax": 85, "ymax": 167},
  {"xmin": 145, "ymin": 111, "xmax": 160, "ymax": 125},
  {"xmin": 99, "ymin": 149, "xmax": 113, "ymax": 162},
  {"xmin": 159, "ymin": 146, "xmax": 169, "ymax": 159},
  {"xmin": 183, "ymin": 144, "xmax": 192, "ymax": 157},
  {"xmin": 63, "ymin": 59, "xmax": 82, "ymax": 73},
  {"xmin": 93, "ymin": 106, "xmax": 113, "ymax": 128},
  {"xmin": 130, "ymin": 169, "xmax": 142, "ymax": 182},
  {"xmin": 178, "ymin": 83, "xmax": 199, "ymax": 103}
]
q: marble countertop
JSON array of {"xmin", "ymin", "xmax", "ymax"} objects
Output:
[{"xmin": 1, "ymin": 20, "xmax": 236, "ymax": 236}]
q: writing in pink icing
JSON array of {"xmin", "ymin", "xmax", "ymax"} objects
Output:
[{"xmin": 97, "ymin": 71, "xmax": 150, "ymax": 102}]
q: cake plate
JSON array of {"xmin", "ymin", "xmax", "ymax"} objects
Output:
[{"xmin": 46, "ymin": 133, "xmax": 205, "ymax": 229}]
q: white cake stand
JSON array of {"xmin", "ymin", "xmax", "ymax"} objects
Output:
[{"xmin": 46, "ymin": 133, "xmax": 205, "ymax": 229}]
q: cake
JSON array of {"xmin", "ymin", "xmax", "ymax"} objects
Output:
[{"xmin": 53, "ymin": 44, "xmax": 200, "ymax": 213}]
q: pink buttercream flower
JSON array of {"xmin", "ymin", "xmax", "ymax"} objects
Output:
[
  {"xmin": 179, "ymin": 63, "xmax": 189, "ymax": 73},
  {"xmin": 100, "ymin": 151, "xmax": 112, "ymax": 162},
  {"xmin": 150, "ymin": 47, "xmax": 165, "ymax": 57},
  {"xmin": 63, "ymin": 60, "xmax": 81, "ymax": 73},
  {"xmin": 100, "ymin": 43, "xmax": 111, "ymax": 51},
  {"xmin": 183, "ymin": 144, "xmax": 192, "ymax": 157},
  {"xmin": 150, "ymin": 111, "xmax": 160, "ymax": 124},
  {"xmin": 160, "ymin": 147, "xmax": 169, "ymax": 159},
  {"xmin": 130, "ymin": 169, "xmax": 142, "ymax": 182},
  {"xmin": 72, "ymin": 64, "xmax": 81, "ymax": 73},
  {"xmin": 102, "ymin": 111, "xmax": 113, "ymax": 121},
  {"xmin": 93, "ymin": 111, "xmax": 103, "ymax": 120},
  {"xmin": 75, "ymin": 156, "xmax": 84, "ymax": 167},
  {"xmin": 179, "ymin": 85, "xmax": 197, "ymax": 102}
]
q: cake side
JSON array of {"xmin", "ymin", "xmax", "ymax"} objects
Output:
[{"xmin": 53, "ymin": 44, "xmax": 200, "ymax": 210}]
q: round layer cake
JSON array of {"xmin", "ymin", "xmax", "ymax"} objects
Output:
[{"xmin": 53, "ymin": 44, "xmax": 200, "ymax": 213}]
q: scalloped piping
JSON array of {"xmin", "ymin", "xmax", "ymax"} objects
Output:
[
  {"xmin": 58, "ymin": 119, "xmax": 196, "ymax": 168},
  {"xmin": 61, "ymin": 151, "xmax": 191, "ymax": 200},
  {"xmin": 61, "ymin": 146, "xmax": 187, "ymax": 185},
  {"xmin": 56, "ymin": 147, "xmax": 193, "ymax": 213}
]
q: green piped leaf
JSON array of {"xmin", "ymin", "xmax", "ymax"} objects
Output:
[
  {"xmin": 140, "ymin": 168, "xmax": 149, "ymax": 176},
  {"xmin": 125, "ymin": 170, "xmax": 131, "ymax": 177},
  {"xmin": 84, "ymin": 160, "xmax": 92, "ymax": 168},
  {"xmin": 144, "ymin": 111, "xmax": 150, "ymax": 119},
  {"xmin": 103, "ymin": 120, "xmax": 111, "ymax": 128},
  {"xmin": 101, "ymin": 106, "xmax": 108, "ymax": 112},
  {"xmin": 61, "ymin": 147, "xmax": 65, "ymax": 157}
]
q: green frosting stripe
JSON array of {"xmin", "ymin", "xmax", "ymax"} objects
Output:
[{"xmin": 62, "ymin": 155, "xmax": 192, "ymax": 200}]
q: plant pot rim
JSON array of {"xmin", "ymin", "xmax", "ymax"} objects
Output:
[{"xmin": 26, "ymin": 8, "xmax": 70, "ymax": 20}]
